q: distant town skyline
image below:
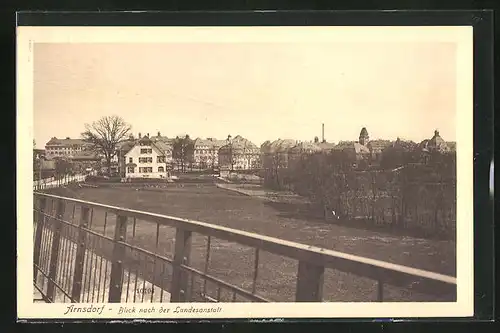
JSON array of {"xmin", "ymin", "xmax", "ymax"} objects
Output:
[
  {"xmin": 34, "ymin": 123, "xmax": 453, "ymax": 149},
  {"xmin": 34, "ymin": 41, "xmax": 457, "ymax": 149}
]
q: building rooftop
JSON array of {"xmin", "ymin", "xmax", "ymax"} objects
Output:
[
  {"xmin": 334, "ymin": 141, "xmax": 371, "ymax": 154},
  {"xmin": 367, "ymin": 139, "xmax": 393, "ymax": 152},
  {"xmin": 45, "ymin": 137, "xmax": 88, "ymax": 146},
  {"xmin": 68, "ymin": 151, "xmax": 100, "ymax": 161},
  {"xmin": 154, "ymin": 140, "xmax": 173, "ymax": 152},
  {"xmin": 289, "ymin": 141, "xmax": 323, "ymax": 154},
  {"xmin": 419, "ymin": 130, "xmax": 450, "ymax": 152},
  {"xmin": 220, "ymin": 135, "xmax": 259, "ymax": 151},
  {"xmin": 317, "ymin": 141, "xmax": 336, "ymax": 151},
  {"xmin": 265, "ymin": 139, "xmax": 297, "ymax": 153}
]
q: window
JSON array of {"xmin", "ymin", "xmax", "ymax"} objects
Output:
[
  {"xmin": 157, "ymin": 156, "xmax": 165, "ymax": 163},
  {"xmin": 140, "ymin": 148, "xmax": 153, "ymax": 154},
  {"xmin": 127, "ymin": 167, "xmax": 135, "ymax": 173},
  {"xmin": 158, "ymin": 166, "xmax": 164, "ymax": 172},
  {"xmin": 139, "ymin": 167, "xmax": 153, "ymax": 173},
  {"xmin": 139, "ymin": 157, "xmax": 153, "ymax": 163},
  {"xmin": 129, "ymin": 157, "xmax": 133, "ymax": 163}
]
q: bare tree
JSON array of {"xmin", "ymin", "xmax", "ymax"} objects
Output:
[
  {"xmin": 210, "ymin": 146, "xmax": 217, "ymax": 170},
  {"xmin": 199, "ymin": 154, "xmax": 208, "ymax": 170},
  {"xmin": 228, "ymin": 142, "xmax": 236, "ymax": 171},
  {"xmin": 221, "ymin": 135, "xmax": 236, "ymax": 171},
  {"xmin": 242, "ymin": 141, "xmax": 254, "ymax": 170},
  {"xmin": 81, "ymin": 115, "xmax": 132, "ymax": 176}
]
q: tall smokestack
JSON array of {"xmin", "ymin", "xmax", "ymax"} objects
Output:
[{"xmin": 322, "ymin": 123, "xmax": 325, "ymax": 142}]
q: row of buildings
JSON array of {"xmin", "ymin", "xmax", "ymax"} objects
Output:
[
  {"xmin": 37, "ymin": 127, "xmax": 455, "ymax": 179},
  {"xmin": 121, "ymin": 133, "xmax": 261, "ymax": 179}
]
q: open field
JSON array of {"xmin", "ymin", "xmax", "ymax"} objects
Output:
[{"xmin": 41, "ymin": 181, "xmax": 456, "ymax": 302}]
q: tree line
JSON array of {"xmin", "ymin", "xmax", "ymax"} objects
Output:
[{"xmin": 262, "ymin": 148, "xmax": 457, "ymax": 239}]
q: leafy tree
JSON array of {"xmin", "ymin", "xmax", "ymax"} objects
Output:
[
  {"xmin": 172, "ymin": 135, "xmax": 194, "ymax": 172},
  {"xmin": 81, "ymin": 115, "xmax": 132, "ymax": 176}
]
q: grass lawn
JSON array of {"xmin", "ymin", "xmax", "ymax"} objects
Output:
[{"xmin": 41, "ymin": 183, "xmax": 456, "ymax": 302}]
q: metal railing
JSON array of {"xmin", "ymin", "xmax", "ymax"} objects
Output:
[{"xmin": 33, "ymin": 192, "xmax": 456, "ymax": 303}]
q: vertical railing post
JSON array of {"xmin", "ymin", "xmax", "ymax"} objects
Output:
[
  {"xmin": 170, "ymin": 228, "xmax": 192, "ymax": 302},
  {"xmin": 33, "ymin": 196, "xmax": 47, "ymax": 282},
  {"xmin": 46, "ymin": 199, "xmax": 66, "ymax": 301},
  {"xmin": 108, "ymin": 214, "xmax": 128, "ymax": 302},
  {"xmin": 377, "ymin": 279, "xmax": 384, "ymax": 302},
  {"xmin": 71, "ymin": 206, "xmax": 90, "ymax": 302},
  {"xmin": 295, "ymin": 261, "xmax": 324, "ymax": 302}
]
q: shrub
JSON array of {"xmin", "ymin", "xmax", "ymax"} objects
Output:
[
  {"xmin": 126, "ymin": 178, "xmax": 169, "ymax": 183},
  {"xmin": 85, "ymin": 175, "xmax": 122, "ymax": 183}
]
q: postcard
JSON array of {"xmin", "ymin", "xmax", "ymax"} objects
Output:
[{"xmin": 17, "ymin": 25, "xmax": 473, "ymax": 320}]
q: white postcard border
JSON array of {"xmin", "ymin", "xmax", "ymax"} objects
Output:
[{"xmin": 17, "ymin": 26, "xmax": 474, "ymax": 319}]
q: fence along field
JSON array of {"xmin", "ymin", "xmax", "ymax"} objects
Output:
[{"xmin": 33, "ymin": 191, "xmax": 456, "ymax": 304}]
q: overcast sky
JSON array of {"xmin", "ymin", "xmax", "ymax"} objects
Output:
[{"xmin": 33, "ymin": 42, "xmax": 456, "ymax": 148}]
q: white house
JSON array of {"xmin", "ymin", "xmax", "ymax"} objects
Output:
[{"xmin": 124, "ymin": 135, "xmax": 168, "ymax": 179}]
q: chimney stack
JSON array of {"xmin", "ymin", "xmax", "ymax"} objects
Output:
[
  {"xmin": 157, "ymin": 131, "xmax": 161, "ymax": 137},
  {"xmin": 322, "ymin": 123, "xmax": 325, "ymax": 143},
  {"xmin": 147, "ymin": 133, "xmax": 149, "ymax": 137},
  {"xmin": 139, "ymin": 132, "xmax": 142, "ymax": 138}
]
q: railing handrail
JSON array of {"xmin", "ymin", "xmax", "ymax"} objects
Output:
[{"xmin": 33, "ymin": 191, "xmax": 456, "ymax": 296}]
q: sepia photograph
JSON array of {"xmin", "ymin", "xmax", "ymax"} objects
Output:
[{"xmin": 17, "ymin": 25, "xmax": 474, "ymax": 319}]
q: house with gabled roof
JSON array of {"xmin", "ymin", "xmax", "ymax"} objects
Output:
[
  {"xmin": 193, "ymin": 137, "xmax": 227, "ymax": 169},
  {"xmin": 123, "ymin": 135, "xmax": 169, "ymax": 179},
  {"xmin": 218, "ymin": 135, "xmax": 260, "ymax": 170}
]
